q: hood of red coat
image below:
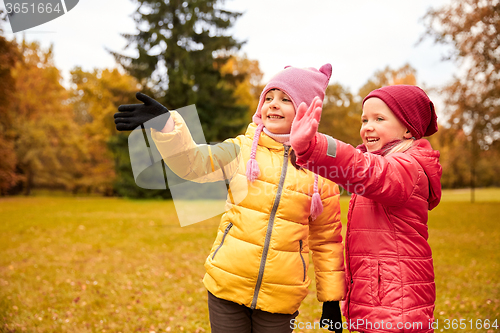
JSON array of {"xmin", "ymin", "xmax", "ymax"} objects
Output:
[{"xmin": 408, "ymin": 139, "xmax": 442, "ymax": 210}]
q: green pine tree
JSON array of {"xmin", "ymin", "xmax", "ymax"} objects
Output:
[
  {"xmin": 113, "ymin": 0, "xmax": 248, "ymax": 142},
  {"xmin": 110, "ymin": 0, "xmax": 248, "ymax": 198}
]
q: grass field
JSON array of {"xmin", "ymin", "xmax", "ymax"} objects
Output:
[{"xmin": 1, "ymin": 188, "xmax": 499, "ymax": 332}]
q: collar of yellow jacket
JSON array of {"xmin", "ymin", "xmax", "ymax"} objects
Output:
[{"xmin": 245, "ymin": 122, "xmax": 288, "ymax": 150}]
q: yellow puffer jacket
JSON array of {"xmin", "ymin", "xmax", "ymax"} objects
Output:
[{"xmin": 152, "ymin": 111, "xmax": 346, "ymax": 314}]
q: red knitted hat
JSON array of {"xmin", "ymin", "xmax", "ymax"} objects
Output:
[{"xmin": 362, "ymin": 85, "xmax": 438, "ymax": 139}]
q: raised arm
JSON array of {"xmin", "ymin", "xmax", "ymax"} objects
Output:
[
  {"xmin": 290, "ymin": 99, "xmax": 420, "ymax": 207},
  {"xmin": 114, "ymin": 93, "xmax": 240, "ymax": 183},
  {"xmin": 151, "ymin": 111, "xmax": 241, "ymax": 184},
  {"xmin": 296, "ymin": 134, "xmax": 420, "ymax": 207}
]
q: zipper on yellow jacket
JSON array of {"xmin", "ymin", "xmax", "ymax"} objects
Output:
[{"xmin": 251, "ymin": 145, "xmax": 290, "ymax": 309}]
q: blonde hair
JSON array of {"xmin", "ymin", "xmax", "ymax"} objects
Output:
[{"xmin": 386, "ymin": 138, "xmax": 415, "ymax": 155}]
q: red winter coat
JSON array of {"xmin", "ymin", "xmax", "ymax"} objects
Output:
[{"xmin": 297, "ymin": 135, "xmax": 442, "ymax": 333}]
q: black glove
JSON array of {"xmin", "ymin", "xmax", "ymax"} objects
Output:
[
  {"xmin": 114, "ymin": 92, "xmax": 170, "ymax": 131},
  {"xmin": 320, "ymin": 301, "xmax": 342, "ymax": 333}
]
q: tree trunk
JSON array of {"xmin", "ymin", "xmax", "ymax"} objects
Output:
[
  {"xmin": 470, "ymin": 132, "xmax": 477, "ymax": 203},
  {"xmin": 23, "ymin": 168, "xmax": 33, "ymax": 196}
]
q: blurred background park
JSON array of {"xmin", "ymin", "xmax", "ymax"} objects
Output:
[{"xmin": 0, "ymin": 0, "xmax": 499, "ymax": 332}]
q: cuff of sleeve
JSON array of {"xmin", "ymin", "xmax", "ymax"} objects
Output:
[
  {"xmin": 151, "ymin": 128, "xmax": 175, "ymax": 143},
  {"xmin": 316, "ymin": 271, "xmax": 347, "ymax": 302},
  {"xmin": 296, "ymin": 133, "xmax": 329, "ymax": 166},
  {"xmin": 150, "ymin": 111, "xmax": 181, "ymax": 143}
]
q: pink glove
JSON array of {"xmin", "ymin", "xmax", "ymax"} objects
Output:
[{"xmin": 290, "ymin": 96, "xmax": 323, "ymax": 155}]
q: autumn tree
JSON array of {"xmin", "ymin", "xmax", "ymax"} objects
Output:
[
  {"xmin": 319, "ymin": 64, "xmax": 418, "ymax": 148},
  {"xmin": 422, "ymin": 0, "xmax": 500, "ymax": 196},
  {"xmin": 358, "ymin": 64, "xmax": 418, "ymax": 99},
  {"xmin": 113, "ymin": 0, "xmax": 247, "ymax": 142},
  {"xmin": 428, "ymin": 126, "xmax": 500, "ymax": 188},
  {"xmin": 219, "ymin": 55, "xmax": 264, "ymax": 123},
  {"xmin": 319, "ymin": 83, "xmax": 361, "ymax": 147},
  {"xmin": 70, "ymin": 68, "xmax": 139, "ymax": 195},
  {"xmin": 428, "ymin": 127, "xmax": 471, "ymax": 188},
  {"xmin": 0, "ymin": 32, "xmax": 22, "ymax": 195},
  {"xmin": 8, "ymin": 40, "xmax": 83, "ymax": 194}
]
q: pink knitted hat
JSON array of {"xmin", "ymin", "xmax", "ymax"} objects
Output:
[
  {"xmin": 252, "ymin": 64, "xmax": 332, "ymax": 125},
  {"xmin": 362, "ymin": 85, "xmax": 438, "ymax": 139},
  {"xmin": 247, "ymin": 64, "xmax": 332, "ymax": 220}
]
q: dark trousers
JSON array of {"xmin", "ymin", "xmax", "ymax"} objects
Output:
[{"xmin": 207, "ymin": 291, "xmax": 299, "ymax": 333}]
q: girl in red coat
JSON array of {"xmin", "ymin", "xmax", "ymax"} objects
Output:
[{"xmin": 289, "ymin": 85, "xmax": 442, "ymax": 333}]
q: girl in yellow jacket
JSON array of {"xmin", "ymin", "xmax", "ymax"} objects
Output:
[{"xmin": 115, "ymin": 64, "xmax": 345, "ymax": 333}]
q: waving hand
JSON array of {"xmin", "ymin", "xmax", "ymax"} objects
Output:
[
  {"xmin": 290, "ymin": 96, "xmax": 323, "ymax": 155},
  {"xmin": 114, "ymin": 92, "xmax": 170, "ymax": 131}
]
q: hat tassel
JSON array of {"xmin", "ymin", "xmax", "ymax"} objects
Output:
[
  {"xmin": 246, "ymin": 124, "xmax": 264, "ymax": 182},
  {"xmin": 310, "ymin": 174, "xmax": 323, "ymax": 220}
]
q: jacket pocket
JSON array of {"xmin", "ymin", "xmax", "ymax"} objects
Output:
[
  {"xmin": 212, "ymin": 223, "xmax": 233, "ymax": 260},
  {"xmin": 369, "ymin": 259, "xmax": 386, "ymax": 305},
  {"xmin": 377, "ymin": 261, "xmax": 386, "ymax": 301},
  {"xmin": 299, "ymin": 240, "xmax": 306, "ymax": 282}
]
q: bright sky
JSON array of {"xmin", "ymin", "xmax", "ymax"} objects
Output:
[{"xmin": 1, "ymin": 0, "xmax": 456, "ymax": 109}]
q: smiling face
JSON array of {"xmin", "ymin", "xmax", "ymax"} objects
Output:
[
  {"xmin": 260, "ymin": 89, "xmax": 296, "ymax": 134},
  {"xmin": 360, "ymin": 97, "xmax": 411, "ymax": 152}
]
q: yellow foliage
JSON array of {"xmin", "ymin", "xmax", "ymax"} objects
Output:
[
  {"xmin": 9, "ymin": 40, "xmax": 79, "ymax": 194},
  {"xmin": 71, "ymin": 67, "xmax": 139, "ymax": 194},
  {"xmin": 219, "ymin": 55, "xmax": 263, "ymax": 122}
]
